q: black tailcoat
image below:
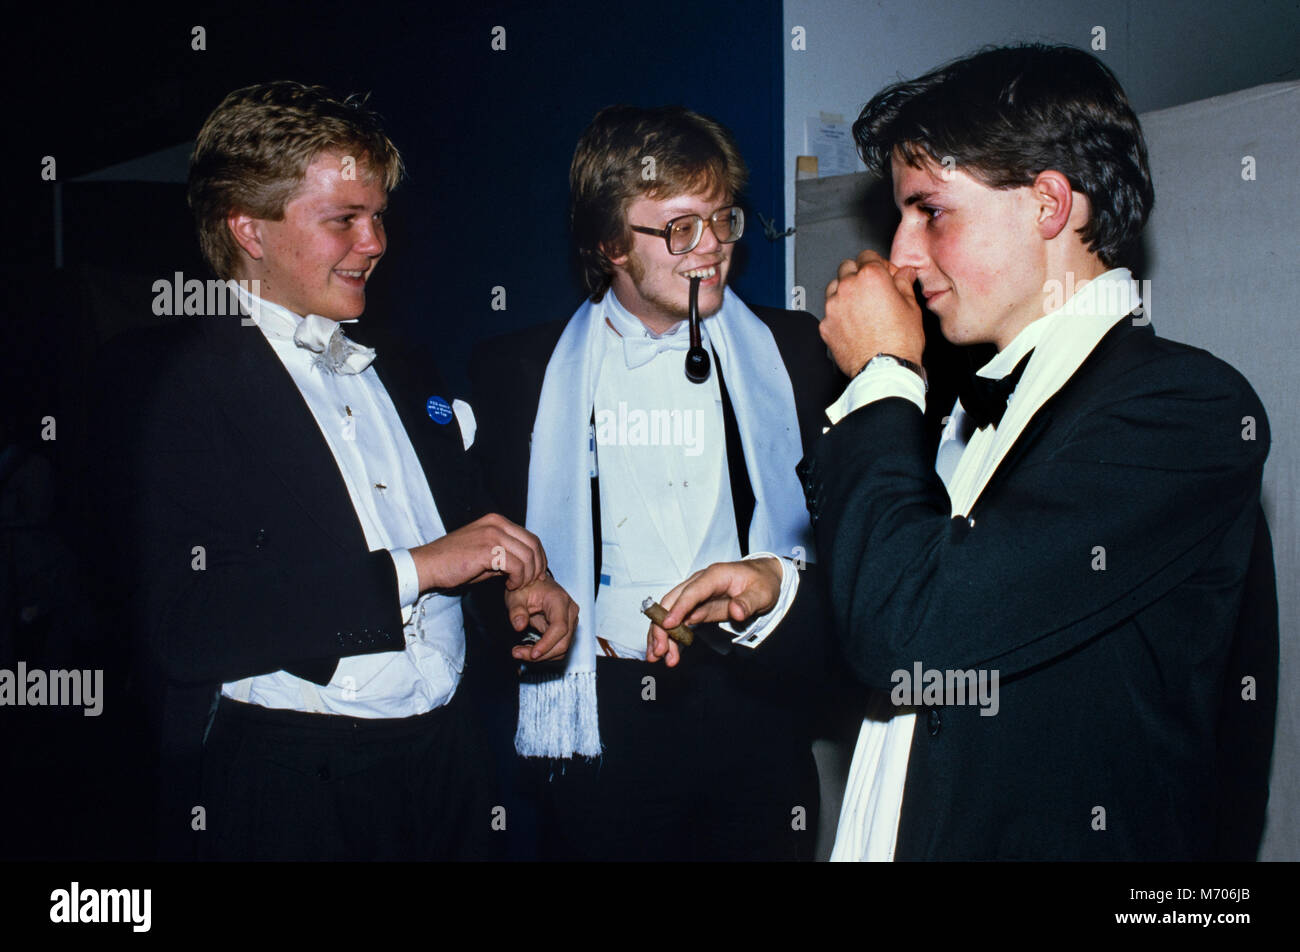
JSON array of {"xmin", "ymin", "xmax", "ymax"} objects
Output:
[
  {"xmin": 800, "ymin": 319, "xmax": 1277, "ymax": 860},
  {"xmin": 98, "ymin": 313, "xmax": 507, "ymax": 857}
]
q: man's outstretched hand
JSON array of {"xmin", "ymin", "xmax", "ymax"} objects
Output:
[{"xmin": 646, "ymin": 557, "xmax": 783, "ymax": 667}]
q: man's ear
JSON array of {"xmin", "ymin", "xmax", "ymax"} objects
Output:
[
  {"xmin": 603, "ymin": 239, "xmax": 628, "ymax": 269},
  {"xmin": 1031, "ymin": 170, "xmax": 1076, "ymax": 241},
  {"xmin": 227, "ymin": 211, "xmax": 265, "ymax": 262}
]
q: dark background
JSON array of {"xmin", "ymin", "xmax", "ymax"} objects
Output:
[
  {"xmin": 4, "ymin": 0, "xmax": 787, "ymax": 859},
  {"xmin": 12, "ymin": 0, "xmax": 788, "ymax": 394}
]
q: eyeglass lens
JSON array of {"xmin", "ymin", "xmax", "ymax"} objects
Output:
[{"xmin": 667, "ymin": 207, "xmax": 744, "ymax": 253}]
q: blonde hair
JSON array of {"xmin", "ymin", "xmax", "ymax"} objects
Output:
[
  {"xmin": 570, "ymin": 105, "xmax": 748, "ymax": 301},
  {"xmin": 188, "ymin": 81, "xmax": 404, "ymax": 278}
]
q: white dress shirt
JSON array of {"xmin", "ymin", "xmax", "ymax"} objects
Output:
[
  {"xmin": 590, "ymin": 290, "xmax": 798, "ymax": 659},
  {"xmin": 828, "ymin": 269, "xmax": 1139, "ymax": 860},
  {"xmin": 221, "ymin": 292, "xmax": 468, "ymax": 718}
]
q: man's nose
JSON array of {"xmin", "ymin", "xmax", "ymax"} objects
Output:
[
  {"xmin": 695, "ymin": 219, "xmax": 723, "ymax": 255},
  {"xmin": 890, "ymin": 222, "xmax": 926, "ymax": 270},
  {"xmin": 354, "ymin": 220, "xmax": 385, "ymax": 256}
]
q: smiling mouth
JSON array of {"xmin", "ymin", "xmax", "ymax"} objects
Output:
[
  {"xmin": 335, "ymin": 269, "xmax": 368, "ymax": 286},
  {"xmin": 682, "ymin": 265, "xmax": 718, "ymax": 281}
]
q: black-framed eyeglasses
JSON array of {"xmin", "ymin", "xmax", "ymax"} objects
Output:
[{"xmin": 629, "ymin": 205, "xmax": 745, "ymax": 255}]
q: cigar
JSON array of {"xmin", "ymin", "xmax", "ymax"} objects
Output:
[{"xmin": 641, "ymin": 597, "xmax": 694, "ymax": 647}]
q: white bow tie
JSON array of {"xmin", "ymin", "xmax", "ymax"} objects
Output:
[
  {"xmin": 293, "ymin": 315, "xmax": 376, "ymax": 374},
  {"xmin": 621, "ymin": 325, "xmax": 691, "ymax": 370}
]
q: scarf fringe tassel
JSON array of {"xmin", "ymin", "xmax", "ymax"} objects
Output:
[{"xmin": 515, "ymin": 671, "xmax": 601, "ymax": 758}]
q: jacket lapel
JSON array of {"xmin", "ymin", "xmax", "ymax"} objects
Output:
[
  {"xmin": 373, "ymin": 361, "xmax": 479, "ymax": 534},
  {"xmin": 967, "ymin": 316, "xmax": 1144, "ymax": 516},
  {"xmin": 203, "ymin": 316, "xmax": 370, "ymax": 552}
]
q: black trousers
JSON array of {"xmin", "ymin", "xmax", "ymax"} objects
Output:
[
  {"xmin": 199, "ymin": 696, "xmax": 502, "ymax": 861},
  {"xmin": 532, "ymin": 654, "xmax": 819, "ymax": 861}
]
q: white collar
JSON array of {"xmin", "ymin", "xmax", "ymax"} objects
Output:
[
  {"xmin": 603, "ymin": 288, "xmax": 693, "ymax": 342},
  {"xmin": 979, "ymin": 268, "xmax": 1137, "ymax": 379},
  {"xmin": 232, "ymin": 285, "xmax": 362, "ymax": 342},
  {"xmin": 232, "ymin": 285, "xmax": 375, "ymax": 374}
]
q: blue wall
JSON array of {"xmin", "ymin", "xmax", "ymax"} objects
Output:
[{"xmin": 361, "ymin": 1, "xmax": 788, "ymax": 391}]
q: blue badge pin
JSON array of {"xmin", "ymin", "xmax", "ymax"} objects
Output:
[{"xmin": 426, "ymin": 395, "xmax": 454, "ymax": 425}]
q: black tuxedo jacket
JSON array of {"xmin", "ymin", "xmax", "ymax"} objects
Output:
[
  {"xmin": 98, "ymin": 312, "xmax": 508, "ymax": 857},
  {"xmin": 467, "ymin": 304, "xmax": 845, "ymax": 702},
  {"xmin": 800, "ymin": 318, "xmax": 1278, "ymax": 860}
]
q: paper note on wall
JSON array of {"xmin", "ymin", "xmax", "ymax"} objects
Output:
[{"xmin": 807, "ymin": 112, "xmax": 859, "ymax": 178}]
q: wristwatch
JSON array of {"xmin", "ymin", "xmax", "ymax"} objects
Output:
[{"xmin": 859, "ymin": 352, "xmax": 928, "ymax": 392}]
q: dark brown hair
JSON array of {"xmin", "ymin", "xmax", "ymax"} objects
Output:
[{"xmin": 855, "ymin": 44, "xmax": 1153, "ymax": 267}]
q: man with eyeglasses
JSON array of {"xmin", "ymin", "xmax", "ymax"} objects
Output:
[{"xmin": 470, "ymin": 104, "xmax": 843, "ymax": 860}]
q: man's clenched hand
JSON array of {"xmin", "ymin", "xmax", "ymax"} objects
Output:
[
  {"xmin": 410, "ymin": 512, "xmax": 547, "ymax": 592},
  {"xmin": 821, "ymin": 249, "xmax": 924, "ymax": 376}
]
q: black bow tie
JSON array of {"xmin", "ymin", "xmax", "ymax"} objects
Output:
[{"xmin": 959, "ymin": 349, "xmax": 1034, "ymax": 431}]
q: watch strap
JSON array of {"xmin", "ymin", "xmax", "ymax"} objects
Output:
[{"xmin": 858, "ymin": 352, "xmax": 928, "ymax": 392}]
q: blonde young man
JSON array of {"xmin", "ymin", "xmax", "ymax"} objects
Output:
[{"xmin": 106, "ymin": 82, "xmax": 575, "ymax": 860}]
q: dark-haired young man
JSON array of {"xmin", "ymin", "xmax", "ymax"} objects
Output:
[
  {"xmin": 103, "ymin": 82, "xmax": 576, "ymax": 860},
  {"xmin": 470, "ymin": 105, "xmax": 843, "ymax": 860},
  {"xmin": 806, "ymin": 44, "xmax": 1277, "ymax": 860}
]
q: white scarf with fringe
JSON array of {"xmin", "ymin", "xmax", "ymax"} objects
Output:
[{"xmin": 516, "ymin": 287, "xmax": 812, "ymax": 758}]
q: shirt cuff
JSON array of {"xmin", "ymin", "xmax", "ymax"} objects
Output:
[
  {"xmin": 720, "ymin": 552, "xmax": 800, "ymax": 649},
  {"xmin": 825, "ymin": 361, "xmax": 927, "ymax": 426},
  {"xmin": 389, "ymin": 548, "xmax": 420, "ymax": 618}
]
